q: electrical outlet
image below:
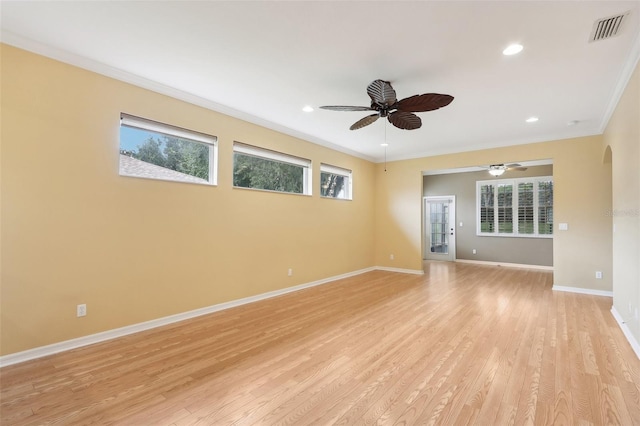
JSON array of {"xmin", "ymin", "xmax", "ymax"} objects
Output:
[
  {"xmin": 390, "ymin": 254, "xmax": 394, "ymax": 260},
  {"xmin": 472, "ymin": 249, "xmax": 477, "ymax": 254},
  {"xmin": 288, "ymin": 268, "xmax": 293, "ymax": 276},
  {"xmin": 77, "ymin": 304, "xmax": 87, "ymax": 317},
  {"xmin": 595, "ymin": 271, "xmax": 603, "ymax": 279}
]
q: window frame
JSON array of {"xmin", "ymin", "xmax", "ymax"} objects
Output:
[
  {"xmin": 119, "ymin": 113, "xmax": 218, "ymax": 185},
  {"xmin": 320, "ymin": 163, "xmax": 353, "ymax": 200},
  {"xmin": 232, "ymin": 142, "xmax": 312, "ymax": 196},
  {"xmin": 476, "ymin": 176, "xmax": 553, "ymax": 238}
]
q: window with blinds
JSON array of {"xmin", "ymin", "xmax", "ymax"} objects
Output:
[
  {"xmin": 119, "ymin": 113, "xmax": 218, "ymax": 185},
  {"xmin": 320, "ymin": 163, "xmax": 352, "ymax": 200},
  {"xmin": 479, "ymin": 184, "xmax": 495, "ymax": 233},
  {"xmin": 477, "ymin": 177, "xmax": 553, "ymax": 237},
  {"xmin": 538, "ymin": 180, "xmax": 554, "ymax": 235},
  {"xmin": 497, "ymin": 184, "xmax": 513, "ymax": 234},
  {"xmin": 518, "ymin": 182, "xmax": 534, "ymax": 234},
  {"xmin": 233, "ymin": 142, "xmax": 312, "ymax": 195}
]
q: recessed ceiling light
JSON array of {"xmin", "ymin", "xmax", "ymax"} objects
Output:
[
  {"xmin": 503, "ymin": 43, "xmax": 523, "ymax": 56},
  {"xmin": 526, "ymin": 116, "xmax": 539, "ymax": 123},
  {"xmin": 302, "ymin": 105, "xmax": 314, "ymax": 112},
  {"xmin": 380, "ymin": 143, "xmax": 389, "ymax": 147}
]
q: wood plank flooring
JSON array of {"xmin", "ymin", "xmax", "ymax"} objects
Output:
[{"xmin": 2, "ymin": 262, "xmax": 640, "ymax": 425}]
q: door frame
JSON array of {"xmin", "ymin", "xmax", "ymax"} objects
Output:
[{"xmin": 423, "ymin": 196, "xmax": 456, "ymax": 261}]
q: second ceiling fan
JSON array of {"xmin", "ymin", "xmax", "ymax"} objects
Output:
[{"xmin": 320, "ymin": 79, "xmax": 454, "ymax": 131}]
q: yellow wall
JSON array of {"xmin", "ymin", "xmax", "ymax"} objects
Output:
[
  {"xmin": 0, "ymin": 45, "xmax": 376, "ymax": 355},
  {"xmin": 374, "ymin": 135, "xmax": 613, "ymax": 292},
  {"xmin": 603, "ymin": 60, "xmax": 640, "ymax": 341},
  {"xmin": 0, "ymin": 44, "xmax": 627, "ymax": 357}
]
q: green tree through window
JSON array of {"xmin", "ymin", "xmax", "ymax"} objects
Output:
[
  {"xmin": 320, "ymin": 173, "xmax": 345, "ymax": 198},
  {"xmin": 231, "ymin": 143, "xmax": 311, "ymax": 194},
  {"xmin": 233, "ymin": 153, "xmax": 305, "ymax": 194},
  {"xmin": 124, "ymin": 135, "xmax": 209, "ymax": 180},
  {"xmin": 119, "ymin": 113, "xmax": 217, "ymax": 185}
]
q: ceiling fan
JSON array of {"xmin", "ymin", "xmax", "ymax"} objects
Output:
[
  {"xmin": 486, "ymin": 163, "xmax": 528, "ymax": 176},
  {"xmin": 320, "ymin": 79, "xmax": 454, "ymax": 131}
]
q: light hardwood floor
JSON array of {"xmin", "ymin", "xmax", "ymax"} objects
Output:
[{"xmin": 2, "ymin": 262, "xmax": 640, "ymax": 425}]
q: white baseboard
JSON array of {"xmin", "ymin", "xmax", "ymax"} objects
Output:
[
  {"xmin": 611, "ymin": 306, "xmax": 640, "ymax": 360},
  {"xmin": 1, "ymin": 266, "xmax": 421, "ymax": 367},
  {"xmin": 552, "ymin": 285, "xmax": 613, "ymax": 297},
  {"xmin": 375, "ymin": 266, "xmax": 425, "ymax": 275},
  {"xmin": 455, "ymin": 259, "xmax": 553, "ymax": 271}
]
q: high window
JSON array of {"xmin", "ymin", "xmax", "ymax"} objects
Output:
[
  {"xmin": 119, "ymin": 113, "xmax": 217, "ymax": 185},
  {"xmin": 477, "ymin": 176, "xmax": 553, "ymax": 237},
  {"xmin": 233, "ymin": 142, "xmax": 311, "ymax": 195},
  {"xmin": 320, "ymin": 164, "xmax": 352, "ymax": 200}
]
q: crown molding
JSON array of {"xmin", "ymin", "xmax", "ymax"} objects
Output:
[
  {"xmin": 3, "ymin": 23, "xmax": 638, "ymax": 166},
  {"xmin": 0, "ymin": 31, "xmax": 376, "ymax": 163},
  {"xmin": 599, "ymin": 29, "xmax": 640, "ymax": 133}
]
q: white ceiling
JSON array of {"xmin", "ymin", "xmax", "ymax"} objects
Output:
[{"xmin": 2, "ymin": 1, "xmax": 639, "ymax": 163}]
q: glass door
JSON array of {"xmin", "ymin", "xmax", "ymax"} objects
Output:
[{"xmin": 424, "ymin": 196, "xmax": 456, "ymax": 261}]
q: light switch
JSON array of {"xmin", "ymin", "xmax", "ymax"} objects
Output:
[{"xmin": 559, "ymin": 223, "xmax": 568, "ymax": 231}]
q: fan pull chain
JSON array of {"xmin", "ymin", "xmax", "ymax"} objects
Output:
[{"xmin": 384, "ymin": 121, "xmax": 387, "ymax": 172}]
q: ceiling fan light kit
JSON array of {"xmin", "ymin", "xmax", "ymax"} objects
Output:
[
  {"xmin": 320, "ymin": 79, "xmax": 454, "ymax": 131},
  {"xmin": 488, "ymin": 165, "xmax": 506, "ymax": 176}
]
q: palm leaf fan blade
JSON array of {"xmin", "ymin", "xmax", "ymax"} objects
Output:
[
  {"xmin": 367, "ymin": 79, "xmax": 397, "ymax": 106},
  {"xmin": 397, "ymin": 93, "xmax": 454, "ymax": 112},
  {"xmin": 388, "ymin": 111, "xmax": 421, "ymax": 130},
  {"xmin": 319, "ymin": 105, "xmax": 374, "ymax": 112},
  {"xmin": 350, "ymin": 114, "xmax": 379, "ymax": 130}
]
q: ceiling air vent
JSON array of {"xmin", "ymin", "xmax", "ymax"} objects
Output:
[{"xmin": 589, "ymin": 11, "xmax": 630, "ymax": 42}]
